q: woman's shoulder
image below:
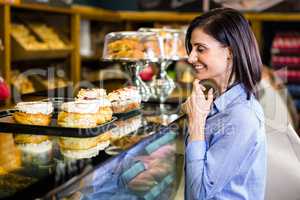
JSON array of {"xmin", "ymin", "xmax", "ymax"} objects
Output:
[{"xmin": 226, "ymin": 96, "xmax": 264, "ymax": 128}]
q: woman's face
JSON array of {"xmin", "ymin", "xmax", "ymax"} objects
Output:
[{"xmin": 188, "ymin": 28, "xmax": 233, "ymax": 90}]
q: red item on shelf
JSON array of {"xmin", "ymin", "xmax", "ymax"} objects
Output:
[
  {"xmin": 271, "ymin": 32, "xmax": 300, "ymax": 54},
  {"xmin": 276, "ymin": 70, "xmax": 300, "ymax": 82},
  {"xmin": 0, "ymin": 78, "xmax": 10, "ymax": 100},
  {"xmin": 139, "ymin": 65, "xmax": 154, "ymax": 81}
]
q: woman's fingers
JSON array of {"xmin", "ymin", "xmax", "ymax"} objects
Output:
[
  {"xmin": 193, "ymin": 80, "xmax": 206, "ymax": 99},
  {"xmin": 181, "ymin": 99, "xmax": 189, "ymax": 113},
  {"xmin": 185, "ymin": 79, "xmax": 214, "ymax": 118},
  {"xmin": 207, "ymin": 88, "xmax": 214, "ymax": 103}
]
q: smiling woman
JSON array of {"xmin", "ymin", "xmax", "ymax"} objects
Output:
[{"xmin": 183, "ymin": 8, "xmax": 266, "ymax": 200}]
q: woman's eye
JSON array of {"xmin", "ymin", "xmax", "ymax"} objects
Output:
[{"xmin": 197, "ymin": 47, "xmax": 205, "ymax": 52}]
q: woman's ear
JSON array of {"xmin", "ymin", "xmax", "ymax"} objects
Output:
[
  {"xmin": 226, "ymin": 47, "xmax": 233, "ymax": 61},
  {"xmin": 225, "ymin": 47, "xmax": 233, "ymax": 70}
]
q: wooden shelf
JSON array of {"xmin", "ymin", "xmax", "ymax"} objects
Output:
[
  {"xmin": 72, "ymin": 5, "xmax": 120, "ymax": 22},
  {"xmin": 11, "ymin": 2, "xmax": 72, "ymax": 14},
  {"xmin": 119, "ymin": 11, "xmax": 198, "ymax": 22},
  {"xmin": 2, "ymin": 1, "xmax": 300, "ymax": 22},
  {"xmin": 245, "ymin": 12, "xmax": 300, "ymax": 21}
]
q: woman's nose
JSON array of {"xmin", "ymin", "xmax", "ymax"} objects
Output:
[{"xmin": 188, "ymin": 50, "xmax": 197, "ymax": 64}]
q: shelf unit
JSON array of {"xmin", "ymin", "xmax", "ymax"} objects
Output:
[{"xmin": 1, "ymin": 1, "xmax": 300, "ymax": 107}]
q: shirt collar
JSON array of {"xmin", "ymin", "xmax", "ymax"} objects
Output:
[{"xmin": 210, "ymin": 83, "xmax": 247, "ymax": 115}]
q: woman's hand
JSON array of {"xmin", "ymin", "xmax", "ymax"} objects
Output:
[{"xmin": 182, "ymin": 79, "xmax": 214, "ymax": 141}]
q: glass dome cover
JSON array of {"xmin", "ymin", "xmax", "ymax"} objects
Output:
[
  {"xmin": 138, "ymin": 28, "xmax": 187, "ymax": 60},
  {"xmin": 102, "ymin": 31, "xmax": 162, "ymax": 62}
]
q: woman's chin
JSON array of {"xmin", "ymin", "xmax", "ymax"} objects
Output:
[{"xmin": 195, "ymin": 75, "xmax": 208, "ymax": 81}]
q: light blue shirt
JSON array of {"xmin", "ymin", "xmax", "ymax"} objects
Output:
[{"xmin": 185, "ymin": 83, "xmax": 267, "ymax": 200}]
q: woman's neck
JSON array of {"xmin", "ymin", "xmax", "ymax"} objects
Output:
[{"xmin": 215, "ymin": 74, "xmax": 237, "ymax": 94}]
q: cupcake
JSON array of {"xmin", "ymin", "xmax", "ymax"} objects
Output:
[
  {"xmin": 13, "ymin": 101, "xmax": 53, "ymax": 153},
  {"xmin": 108, "ymin": 86, "xmax": 141, "ymax": 113}
]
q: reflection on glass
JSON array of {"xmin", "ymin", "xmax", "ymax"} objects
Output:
[
  {"xmin": 124, "ymin": 62, "xmax": 152, "ymax": 102},
  {"xmin": 150, "ymin": 61, "xmax": 176, "ymax": 103},
  {"xmin": 51, "ymin": 129, "xmax": 182, "ymax": 200}
]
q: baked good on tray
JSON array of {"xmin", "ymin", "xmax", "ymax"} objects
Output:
[
  {"xmin": 111, "ymin": 115, "xmax": 143, "ymax": 140},
  {"xmin": 14, "ymin": 135, "xmax": 52, "ymax": 154},
  {"xmin": 75, "ymin": 99, "xmax": 113, "ymax": 125},
  {"xmin": 58, "ymin": 99, "xmax": 113, "ymax": 128},
  {"xmin": 107, "ymin": 38, "xmax": 144, "ymax": 60},
  {"xmin": 59, "ymin": 131, "xmax": 111, "ymax": 159},
  {"xmin": 58, "ymin": 101, "xmax": 99, "ymax": 128},
  {"xmin": 13, "ymin": 101, "xmax": 53, "ymax": 153},
  {"xmin": 76, "ymin": 88, "xmax": 113, "ymax": 124},
  {"xmin": 13, "ymin": 101, "xmax": 53, "ymax": 125},
  {"xmin": 76, "ymin": 88, "xmax": 107, "ymax": 100},
  {"xmin": 108, "ymin": 86, "xmax": 141, "ymax": 113}
]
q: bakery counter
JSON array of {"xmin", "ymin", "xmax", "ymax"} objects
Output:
[{"xmin": 0, "ymin": 103, "xmax": 185, "ymax": 200}]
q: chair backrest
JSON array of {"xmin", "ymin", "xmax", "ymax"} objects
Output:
[{"xmin": 265, "ymin": 124, "xmax": 300, "ymax": 200}]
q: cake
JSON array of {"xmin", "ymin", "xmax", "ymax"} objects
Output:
[
  {"xmin": 111, "ymin": 115, "xmax": 142, "ymax": 140},
  {"xmin": 76, "ymin": 88, "xmax": 107, "ymax": 100},
  {"xmin": 57, "ymin": 101, "xmax": 99, "ymax": 128},
  {"xmin": 59, "ymin": 131, "xmax": 111, "ymax": 159},
  {"xmin": 76, "ymin": 88, "xmax": 113, "ymax": 124},
  {"xmin": 75, "ymin": 99, "xmax": 113, "ymax": 125},
  {"xmin": 13, "ymin": 101, "xmax": 53, "ymax": 125},
  {"xmin": 13, "ymin": 101, "xmax": 53, "ymax": 153},
  {"xmin": 58, "ymin": 98, "xmax": 113, "ymax": 128},
  {"xmin": 108, "ymin": 86, "xmax": 142, "ymax": 113}
]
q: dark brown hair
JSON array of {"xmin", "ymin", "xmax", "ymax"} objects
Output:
[{"xmin": 185, "ymin": 8, "xmax": 262, "ymax": 99}]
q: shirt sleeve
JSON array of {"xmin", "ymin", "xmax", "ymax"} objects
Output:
[{"xmin": 185, "ymin": 109, "xmax": 262, "ymax": 200}]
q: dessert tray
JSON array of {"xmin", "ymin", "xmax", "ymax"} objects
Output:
[
  {"xmin": 113, "ymin": 107, "xmax": 142, "ymax": 120},
  {"xmin": 0, "ymin": 109, "xmax": 117, "ymax": 138}
]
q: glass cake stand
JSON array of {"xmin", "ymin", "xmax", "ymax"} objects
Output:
[
  {"xmin": 139, "ymin": 28, "xmax": 187, "ymax": 105},
  {"xmin": 102, "ymin": 31, "xmax": 163, "ymax": 102}
]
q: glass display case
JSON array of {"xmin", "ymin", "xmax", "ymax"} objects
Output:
[
  {"xmin": 44, "ymin": 125, "xmax": 184, "ymax": 200},
  {"xmin": 0, "ymin": 103, "xmax": 185, "ymax": 200}
]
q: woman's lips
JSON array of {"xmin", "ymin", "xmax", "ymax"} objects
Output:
[{"xmin": 194, "ymin": 64, "xmax": 206, "ymax": 72}]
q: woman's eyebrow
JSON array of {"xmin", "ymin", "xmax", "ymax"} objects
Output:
[{"xmin": 192, "ymin": 42, "xmax": 207, "ymax": 48}]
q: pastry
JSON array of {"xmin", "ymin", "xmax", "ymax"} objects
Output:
[
  {"xmin": 11, "ymin": 70, "xmax": 35, "ymax": 94},
  {"xmin": 11, "ymin": 23, "xmax": 48, "ymax": 50},
  {"xmin": 58, "ymin": 101, "xmax": 99, "ymax": 128},
  {"xmin": 75, "ymin": 99, "xmax": 113, "ymax": 125},
  {"xmin": 107, "ymin": 38, "xmax": 144, "ymax": 60},
  {"xmin": 58, "ymin": 99, "xmax": 112, "ymax": 128},
  {"xmin": 59, "ymin": 131, "xmax": 111, "ymax": 159},
  {"xmin": 108, "ymin": 86, "xmax": 141, "ymax": 113},
  {"xmin": 77, "ymin": 88, "xmax": 107, "ymax": 100},
  {"xmin": 30, "ymin": 22, "xmax": 67, "ymax": 49},
  {"xmin": 13, "ymin": 101, "xmax": 53, "ymax": 153},
  {"xmin": 0, "ymin": 134, "xmax": 21, "ymax": 172},
  {"xmin": 13, "ymin": 101, "xmax": 53, "ymax": 125},
  {"xmin": 111, "ymin": 115, "xmax": 142, "ymax": 140},
  {"xmin": 76, "ymin": 88, "xmax": 113, "ymax": 124}
]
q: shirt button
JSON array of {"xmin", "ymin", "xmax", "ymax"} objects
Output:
[{"xmin": 210, "ymin": 181, "xmax": 214, "ymax": 185}]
